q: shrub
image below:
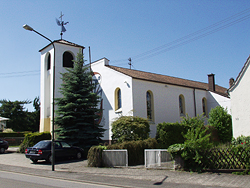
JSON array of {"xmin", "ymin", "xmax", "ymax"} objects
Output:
[
  {"xmin": 107, "ymin": 138, "xmax": 157, "ymax": 166},
  {"xmin": 168, "ymin": 115, "xmax": 213, "ymax": 171},
  {"xmin": 19, "ymin": 132, "xmax": 51, "ymax": 153},
  {"xmin": 208, "ymin": 106, "xmax": 232, "ymax": 143},
  {"xmin": 156, "ymin": 122, "xmax": 189, "ymax": 148},
  {"xmin": 87, "ymin": 145, "xmax": 107, "ymax": 167},
  {"xmin": 0, "ymin": 132, "xmax": 26, "ymax": 137},
  {"xmin": 111, "ymin": 116, "xmax": 150, "ymax": 143},
  {"xmin": 232, "ymin": 135, "xmax": 250, "ymax": 146}
]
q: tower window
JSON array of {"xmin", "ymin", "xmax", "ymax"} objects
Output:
[
  {"xmin": 47, "ymin": 53, "xmax": 51, "ymax": 71},
  {"xmin": 63, "ymin": 51, "xmax": 74, "ymax": 68}
]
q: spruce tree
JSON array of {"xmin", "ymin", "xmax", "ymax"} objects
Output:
[{"xmin": 54, "ymin": 51, "xmax": 105, "ymax": 149}]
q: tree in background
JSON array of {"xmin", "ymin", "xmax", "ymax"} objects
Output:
[
  {"xmin": 54, "ymin": 51, "xmax": 105, "ymax": 149},
  {"xmin": 0, "ymin": 98, "xmax": 40, "ymax": 132},
  {"xmin": 208, "ymin": 106, "xmax": 232, "ymax": 143},
  {"xmin": 111, "ymin": 116, "xmax": 150, "ymax": 143}
]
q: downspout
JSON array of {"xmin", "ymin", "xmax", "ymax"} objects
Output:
[{"xmin": 193, "ymin": 88, "xmax": 197, "ymax": 117}]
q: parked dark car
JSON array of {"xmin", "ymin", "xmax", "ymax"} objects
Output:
[
  {"xmin": 25, "ymin": 140, "xmax": 84, "ymax": 163},
  {"xmin": 0, "ymin": 138, "xmax": 9, "ymax": 154}
]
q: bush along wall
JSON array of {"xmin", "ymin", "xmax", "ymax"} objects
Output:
[
  {"xmin": 19, "ymin": 132, "xmax": 51, "ymax": 153},
  {"xmin": 107, "ymin": 138, "xmax": 158, "ymax": 166},
  {"xmin": 156, "ymin": 122, "xmax": 189, "ymax": 148},
  {"xmin": 87, "ymin": 145, "xmax": 107, "ymax": 167}
]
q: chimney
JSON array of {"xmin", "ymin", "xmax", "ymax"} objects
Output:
[
  {"xmin": 208, "ymin": 73, "xmax": 215, "ymax": 91},
  {"xmin": 229, "ymin": 78, "xmax": 234, "ymax": 87}
]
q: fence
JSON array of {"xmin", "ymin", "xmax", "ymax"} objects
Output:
[
  {"xmin": 145, "ymin": 149, "xmax": 174, "ymax": 169},
  {"xmin": 200, "ymin": 148, "xmax": 250, "ymax": 170},
  {"xmin": 102, "ymin": 149, "xmax": 128, "ymax": 167}
]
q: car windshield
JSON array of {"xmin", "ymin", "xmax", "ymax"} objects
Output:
[{"xmin": 33, "ymin": 141, "xmax": 50, "ymax": 148}]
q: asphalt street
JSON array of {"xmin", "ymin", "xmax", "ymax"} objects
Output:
[{"xmin": 0, "ymin": 148, "xmax": 250, "ymax": 188}]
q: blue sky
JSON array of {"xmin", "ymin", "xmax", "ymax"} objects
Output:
[{"xmin": 1, "ymin": 0, "xmax": 250, "ymax": 111}]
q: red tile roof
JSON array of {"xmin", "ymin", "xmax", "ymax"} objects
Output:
[{"xmin": 107, "ymin": 65, "xmax": 228, "ymax": 97}]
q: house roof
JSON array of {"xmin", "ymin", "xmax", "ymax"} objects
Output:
[
  {"xmin": 228, "ymin": 55, "xmax": 250, "ymax": 92},
  {"xmin": 106, "ymin": 65, "xmax": 228, "ymax": 97},
  {"xmin": 0, "ymin": 117, "xmax": 9, "ymax": 121},
  {"xmin": 39, "ymin": 39, "xmax": 85, "ymax": 52}
]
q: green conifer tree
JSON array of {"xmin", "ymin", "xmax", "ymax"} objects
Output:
[{"xmin": 54, "ymin": 51, "xmax": 105, "ymax": 149}]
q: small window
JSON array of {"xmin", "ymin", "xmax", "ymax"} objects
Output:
[
  {"xmin": 63, "ymin": 51, "xmax": 74, "ymax": 68},
  {"xmin": 46, "ymin": 53, "xmax": 51, "ymax": 70},
  {"xmin": 146, "ymin": 91, "xmax": 154, "ymax": 121},
  {"xmin": 115, "ymin": 88, "xmax": 122, "ymax": 110},
  {"xmin": 202, "ymin": 97, "xmax": 208, "ymax": 116},
  {"xmin": 179, "ymin": 94, "xmax": 185, "ymax": 116}
]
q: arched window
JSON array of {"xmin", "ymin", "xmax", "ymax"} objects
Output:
[
  {"xmin": 179, "ymin": 94, "xmax": 185, "ymax": 116},
  {"xmin": 146, "ymin": 91, "xmax": 154, "ymax": 121},
  {"xmin": 46, "ymin": 53, "xmax": 51, "ymax": 71},
  {"xmin": 202, "ymin": 97, "xmax": 208, "ymax": 116},
  {"xmin": 115, "ymin": 88, "xmax": 122, "ymax": 110},
  {"xmin": 63, "ymin": 51, "xmax": 74, "ymax": 68}
]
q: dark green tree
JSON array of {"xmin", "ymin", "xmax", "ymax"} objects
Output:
[
  {"xmin": 54, "ymin": 51, "xmax": 105, "ymax": 149},
  {"xmin": 0, "ymin": 99, "xmax": 30, "ymax": 131},
  {"xmin": 0, "ymin": 98, "xmax": 40, "ymax": 132},
  {"xmin": 27, "ymin": 97, "xmax": 40, "ymax": 132}
]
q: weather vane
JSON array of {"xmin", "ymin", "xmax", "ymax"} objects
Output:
[{"xmin": 56, "ymin": 12, "xmax": 69, "ymax": 39}]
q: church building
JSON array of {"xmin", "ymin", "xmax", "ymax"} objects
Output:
[{"xmin": 39, "ymin": 40, "xmax": 230, "ymax": 142}]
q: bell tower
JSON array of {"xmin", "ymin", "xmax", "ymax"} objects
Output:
[{"xmin": 39, "ymin": 40, "xmax": 84, "ymax": 133}]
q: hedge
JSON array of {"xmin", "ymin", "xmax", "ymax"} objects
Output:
[
  {"xmin": 106, "ymin": 138, "xmax": 158, "ymax": 166},
  {"xmin": 156, "ymin": 122, "xmax": 189, "ymax": 148},
  {"xmin": 0, "ymin": 132, "xmax": 26, "ymax": 138},
  {"xmin": 19, "ymin": 132, "xmax": 51, "ymax": 153}
]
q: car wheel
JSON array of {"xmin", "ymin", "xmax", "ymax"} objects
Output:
[
  {"xmin": 31, "ymin": 159, "xmax": 38, "ymax": 164},
  {"xmin": 76, "ymin": 152, "xmax": 82, "ymax": 159},
  {"xmin": 46, "ymin": 155, "xmax": 53, "ymax": 163},
  {"xmin": 0, "ymin": 148, "xmax": 5, "ymax": 154}
]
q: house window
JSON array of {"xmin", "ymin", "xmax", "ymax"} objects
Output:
[
  {"xmin": 46, "ymin": 53, "xmax": 51, "ymax": 71},
  {"xmin": 179, "ymin": 94, "xmax": 185, "ymax": 116},
  {"xmin": 202, "ymin": 97, "xmax": 208, "ymax": 116},
  {"xmin": 115, "ymin": 88, "xmax": 122, "ymax": 110},
  {"xmin": 63, "ymin": 51, "xmax": 74, "ymax": 68},
  {"xmin": 146, "ymin": 91, "xmax": 154, "ymax": 121}
]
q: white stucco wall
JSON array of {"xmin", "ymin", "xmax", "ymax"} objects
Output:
[
  {"xmin": 91, "ymin": 59, "xmax": 133, "ymax": 141},
  {"xmin": 229, "ymin": 64, "xmax": 250, "ymax": 138},
  {"xmin": 132, "ymin": 79, "xmax": 213, "ymax": 137}
]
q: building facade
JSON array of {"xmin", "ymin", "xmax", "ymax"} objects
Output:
[{"xmin": 39, "ymin": 40, "xmax": 230, "ymax": 142}]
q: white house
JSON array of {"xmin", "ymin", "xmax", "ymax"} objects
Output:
[
  {"xmin": 0, "ymin": 117, "xmax": 9, "ymax": 131},
  {"xmin": 39, "ymin": 40, "xmax": 230, "ymax": 143},
  {"xmin": 228, "ymin": 55, "xmax": 250, "ymax": 138}
]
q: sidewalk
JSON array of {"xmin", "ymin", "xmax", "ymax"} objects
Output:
[{"xmin": 1, "ymin": 149, "xmax": 250, "ymax": 188}]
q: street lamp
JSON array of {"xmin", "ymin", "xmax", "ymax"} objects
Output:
[{"xmin": 23, "ymin": 24, "xmax": 56, "ymax": 171}]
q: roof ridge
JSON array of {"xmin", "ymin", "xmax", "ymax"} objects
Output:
[{"xmin": 106, "ymin": 65, "xmax": 228, "ymax": 97}]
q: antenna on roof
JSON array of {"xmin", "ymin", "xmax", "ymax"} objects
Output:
[
  {"xmin": 56, "ymin": 12, "xmax": 69, "ymax": 39},
  {"xmin": 128, "ymin": 58, "xmax": 132, "ymax": 69}
]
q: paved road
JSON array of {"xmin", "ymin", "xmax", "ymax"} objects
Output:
[
  {"xmin": 0, "ymin": 170, "xmax": 117, "ymax": 188},
  {"xmin": 0, "ymin": 150, "xmax": 250, "ymax": 188}
]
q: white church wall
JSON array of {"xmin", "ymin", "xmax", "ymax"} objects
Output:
[
  {"xmin": 230, "ymin": 64, "xmax": 250, "ymax": 138},
  {"xmin": 132, "ymin": 79, "xmax": 209, "ymax": 137},
  {"xmin": 91, "ymin": 59, "xmax": 133, "ymax": 141}
]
